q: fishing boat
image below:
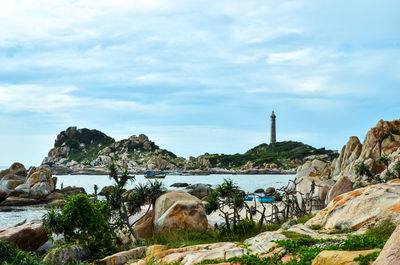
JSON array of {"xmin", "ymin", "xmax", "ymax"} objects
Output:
[
  {"xmin": 257, "ymin": 196, "xmax": 275, "ymax": 203},
  {"xmin": 144, "ymin": 170, "xmax": 166, "ymax": 179}
]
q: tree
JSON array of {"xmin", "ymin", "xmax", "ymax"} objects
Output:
[
  {"xmin": 205, "ymin": 179, "xmax": 245, "ymax": 233},
  {"xmin": 107, "ymin": 162, "xmax": 165, "ymax": 241},
  {"xmin": 379, "ymin": 154, "xmax": 390, "ymax": 171},
  {"xmin": 43, "ymin": 194, "xmax": 115, "ymax": 258}
]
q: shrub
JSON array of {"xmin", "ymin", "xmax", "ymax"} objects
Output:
[
  {"xmin": 0, "ymin": 240, "xmax": 45, "ymax": 265},
  {"xmin": 43, "ymin": 194, "xmax": 114, "ymax": 258}
]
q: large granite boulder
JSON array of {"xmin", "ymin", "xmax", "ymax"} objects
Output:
[
  {"xmin": 0, "ymin": 222, "xmax": 48, "ymax": 251},
  {"xmin": 325, "ymin": 175, "xmax": 353, "ymax": 204},
  {"xmin": 0, "ymin": 174, "xmax": 26, "ymax": 194},
  {"xmin": 44, "ymin": 245, "xmax": 91, "ymax": 265},
  {"xmin": 372, "ymin": 223, "xmax": 400, "ymax": 265},
  {"xmin": 153, "ymin": 190, "xmax": 208, "ymax": 233},
  {"xmin": 311, "ymin": 249, "xmax": 380, "ymax": 265},
  {"xmin": 306, "ymin": 181, "xmax": 400, "ymax": 232}
]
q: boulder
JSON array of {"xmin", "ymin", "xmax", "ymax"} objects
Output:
[
  {"xmin": 100, "ymin": 246, "xmax": 146, "ymax": 265},
  {"xmin": 325, "ymin": 176, "xmax": 353, "ymax": 204},
  {"xmin": 311, "ymin": 249, "xmax": 380, "ymax": 265},
  {"xmin": 170, "ymin": 183, "xmax": 189, "ymax": 188},
  {"xmin": 265, "ymin": 187, "xmax": 276, "ymax": 195},
  {"xmin": 296, "ymin": 159, "xmax": 330, "ymax": 179},
  {"xmin": 372, "ymin": 223, "xmax": 400, "ymax": 265},
  {"xmin": 0, "ymin": 162, "xmax": 27, "ymax": 178},
  {"xmin": 254, "ymin": 188, "xmax": 264, "ymax": 193},
  {"xmin": 134, "ymin": 210, "xmax": 154, "ymax": 239},
  {"xmin": 185, "ymin": 184, "xmax": 212, "ymax": 199},
  {"xmin": 243, "ymin": 231, "xmax": 287, "ymax": 253},
  {"xmin": 44, "ymin": 245, "xmax": 91, "ymax": 265},
  {"xmin": 99, "ymin": 185, "xmax": 113, "ymax": 196},
  {"xmin": 154, "ymin": 190, "xmax": 208, "ymax": 233},
  {"xmin": 306, "ymin": 181, "xmax": 400, "ymax": 232},
  {"xmin": 0, "ymin": 174, "xmax": 26, "ymax": 194},
  {"xmin": 0, "ymin": 223, "xmax": 48, "ymax": 251}
]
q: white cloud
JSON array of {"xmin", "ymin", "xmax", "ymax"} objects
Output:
[{"xmin": 267, "ymin": 49, "xmax": 312, "ymax": 64}]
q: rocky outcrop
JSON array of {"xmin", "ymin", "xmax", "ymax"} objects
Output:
[
  {"xmin": 41, "ymin": 127, "xmax": 184, "ymax": 174},
  {"xmin": 372, "ymin": 223, "xmax": 400, "ymax": 265},
  {"xmin": 101, "ymin": 246, "xmax": 146, "ymax": 265},
  {"xmin": 306, "ymin": 181, "xmax": 400, "ymax": 232},
  {"xmin": 0, "ymin": 222, "xmax": 48, "ymax": 251},
  {"xmin": 0, "ymin": 164, "xmax": 57, "ymax": 205},
  {"xmin": 330, "ymin": 120, "xmax": 400, "ymax": 181},
  {"xmin": 296, "ymin": 176, "xmax": 332, "ymax": 208},
  {"xmin": 44, "ymin": 245, "xmax": 91, "ymax": 265},
  {"xmin": 325, "ymin": 176, "xmax": 353, "ymax": 204},
  {"xmin": 153, "ymin": 191, "xmax": 208, "ymax": 233},
  {"xmin": 311, "ymin": 249, "xmax": 380, "ymax": 265},
  {"xmin": 330, "ymin": 136, "xmax": 362, "ymax": 179}
]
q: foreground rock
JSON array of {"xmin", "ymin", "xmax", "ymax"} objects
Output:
[
  {"xmin": 0, "ymin": 222, "xmax": 48, "ymax": 251},
  {"xmin": 184, "ymin": 183, "xmax": 212, "ymax": 199},
  {"xmin": 154, "ymin": 190, "xmax": 208, "ymax": 233},
  {"xmin": 101, "ymin": 246, "xmax": 146, "ymax": 265},
  {"xmin": 44, "ymin": 245, "xmax": 91, "ymax": 265},
  {"xmin": 134, "ymin": 210, "xmax": 154, "ymax": 239},
  {"xmin": 372, "ymin": 223, "xmax": 400, "ymax": 265},
  {"xmin": 307, "ymin": 181, "xmax": 400, "ymax": 231},
  {"xmin": 312, "ymin": 249, "xmax": 380, "ymax": 265}
]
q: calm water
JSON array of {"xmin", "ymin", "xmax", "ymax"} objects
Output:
[{"xmin": 0, "ymin": 174, "xmax": 294, "ymax": 229}]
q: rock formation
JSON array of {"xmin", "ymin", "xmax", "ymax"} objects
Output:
[
  {"xmin": 153, "ymin": 190, "xmax": 208, "ymax": 233},
  {"xmin": 0, "ymin": 221, "xmax": 48, "ymax": 251}
]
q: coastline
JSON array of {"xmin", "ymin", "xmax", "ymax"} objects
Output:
[{"xmin": 50, "ymin": 166, "xmax": 296, "ymax": 176}]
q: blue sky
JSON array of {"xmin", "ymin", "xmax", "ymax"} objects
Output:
[{"xmin": 0, "ymin": 0, "xmax": 399, "ymax": 167}]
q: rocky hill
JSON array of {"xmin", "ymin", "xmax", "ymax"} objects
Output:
[
  {"xmin": 186, "ymin": 141, "xmax": 338, "ymax": 171},
  {"xmin": 42, "ymin": 127, "xmax": 185, "ymax": 174},
  {"xmin": 42, "ymin": 127, "xmax": 337, "ymax": 175}
]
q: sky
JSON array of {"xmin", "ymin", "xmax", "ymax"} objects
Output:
[{"xmin": 0, "ymin": 0, "xmax": 399, "ymax": 167}]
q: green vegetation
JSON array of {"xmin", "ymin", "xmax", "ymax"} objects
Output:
[
  {"xmin": 107, "ymin": 162, "xmax": 165, "ymax": 242},
  {"xmin": 297, "ymin": 213, "xmax": 316, "ymax": 224},
  {"xmin": 355, "ymin": 160, "xmax": 373, "ymax": 180},
  {"xmin": 354, "ymin": 251, "xmax": 380, "ymax": 265},
  {"xmin": 43, "ymin": 194, "xmax": 115, "ymax": 258},
  {"xmin": 193, "ymin": 219, "xmax": 396, "ymax": 265},
  {"xmin": 196, "ymin": 141, "xmax": 338, "ymax": 169},
  {"xmin": 0, "ymin": 240, "xmax": 45, "ymax": 265}
]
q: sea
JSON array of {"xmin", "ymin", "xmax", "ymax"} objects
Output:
[{"xmin": 0, "ymin": 173, "xmax": 295, "ymax": 229}]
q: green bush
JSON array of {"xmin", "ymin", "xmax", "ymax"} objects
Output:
[
  {"xmin": 43, "ymin": 194, "xmax": 115, "ymax": 258},
  {"xmin": 0, "ymin": 240, "xmax": 46, "ymax": 265}
]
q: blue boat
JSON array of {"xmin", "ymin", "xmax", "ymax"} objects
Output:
[
  {"xmin": 144, "ymin": 170, "xmax": 166, "ymax": 179},
  {"xmin": 257, "ymin": 196, "xmax": 275, "ymax": 203}
]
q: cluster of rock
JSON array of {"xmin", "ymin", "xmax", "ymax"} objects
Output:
[
  {"xmin": 40, "ymin": 127, "xmax": 304, "ymax": 175},
  {"xmin": 42, "ymin": 126, "xmax": 185, "ymax": 174},
  {"xmin": 0, "ymin": 162, "xmax": 85, "ymax": 206}
]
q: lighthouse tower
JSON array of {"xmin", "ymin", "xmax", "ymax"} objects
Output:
[{"xmin": 270, "ymin": 111, "xmax": 276, "ymax": 144}]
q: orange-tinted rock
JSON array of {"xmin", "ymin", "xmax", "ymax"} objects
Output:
[
  {"xmin": 306, "ymin": 182, "xmax": 400, "ymax": 231},
  {"xmin": 134, "ymin": 210, "xmax": 154, "ymax": 239},
  {"xmin": 312, "ymin": 249, "xmax": 380, "ymax": 265},
  {"xmin": 325, "ymin": 176, "xmax": 353, "ymax": 204}
]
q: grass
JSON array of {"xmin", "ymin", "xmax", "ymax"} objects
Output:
[
  {"xmin": 297, "ymin": 213, "xmax": 316, "ymax": 224},
  {"xmin": 0, "ymin": 240, "xmax": 46, "ymax": 265},
  {"xmin": 281, "ymin": 231, "xmax": 312, "ymax": 241}
]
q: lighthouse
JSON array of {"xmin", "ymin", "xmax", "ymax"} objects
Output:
[{"xmin": 270, "ymin": 111, "xmax": 276, "ymax": 144}]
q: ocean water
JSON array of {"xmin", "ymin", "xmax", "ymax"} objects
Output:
[{"xmin": 0, "ymin": 174, "xmax": 294, "ymax": 229}]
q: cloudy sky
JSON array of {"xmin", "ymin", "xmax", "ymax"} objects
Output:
[{"xmin": 0, "ymin": 0, "xmax": 399, "ymax": 167}]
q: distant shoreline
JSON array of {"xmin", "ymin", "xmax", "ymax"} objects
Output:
[{"xmin": 50, "ymin": 167, "xmax": 296, "ymax": 176}]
